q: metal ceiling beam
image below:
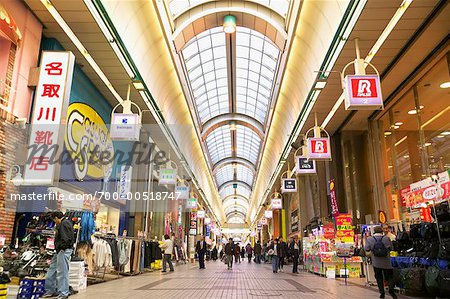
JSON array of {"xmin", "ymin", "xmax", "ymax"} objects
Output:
[
  {"xmin": 218, "ymin": 180, "xmax": 252, "ymax": 193},
  {"xmin": 224, "ymin": 204, "xmax": 248, "ymax": 215},
  {"xmin": 213, "ymin": 157, "xmax": 256, "ymax": 174},
  {"xmin": 223, "ymin": 195, "xmax": 250, "ymax": 206},
  {"xmin": 226, "ymin": 210, "xmax": 247, "ymax": 220},
  {"xmin": 201, "ymin": 113, "xmax": 264, "ymax": 141}
]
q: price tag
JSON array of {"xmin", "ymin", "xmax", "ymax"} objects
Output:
[{"xmin": 46, "ymin": 238, "xmax": 55, "ymax": 250}]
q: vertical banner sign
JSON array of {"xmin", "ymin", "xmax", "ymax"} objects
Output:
[
  {"xmin": 189, "ymin": 212, "xmax": 197, "ymax": 235},
  {"xmin": 295, "ymin": 155, "xmax": 316, "ymax": 174},
  {"xmin": 329, "ymin": 179, "xmax": 339, "ymax": 217},
  {"xmin": 271, "ymin": 197, "xmax": 282, "ymax": 209},
  {"xmin": 378, "ymin": 210, "xmax": 387, "ymax": 224},
  {"xmin": 24, "ymin": 51, "xmax": 75, "ymax": 184},
  {"xmin": 118, "ymin": 165, "xmax": 132, "ymax": 201},
  {"xmin": 158, "ymin": 168, "xmax": 177, "ymax": 185},
  {"xmin": 175, "ymin": 184, "xmax": 190, "ymax": 200},
  {"xmin": 335, "ymin": 213, "xmax": 354, "ymax": 243},
  {"xmin": 291, "ymin": 210, "xmax": 299, "ymax": 232},
  {"xmin": 186, "ymin": 197, "xmax": 197, "ymax": 209},
  {"xmin": 281, "ymin": 178, "xmax": 297, "ymax": 193},
  {"xmin": 344, "ymin": 75, "xmax": 383, "ymax": 110},
  {"xmin": 307, "ymin": 137, "xmax": 331, "ymax": 160},
  {"xmin": 264, "ymin": 210, "xmax": 273, "ymax": 219}
]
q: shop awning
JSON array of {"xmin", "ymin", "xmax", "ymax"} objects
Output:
[{"xmin": 0, "ymin": 4, "xmax": 22, "ymax": 45}]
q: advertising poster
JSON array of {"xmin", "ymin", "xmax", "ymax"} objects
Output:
[{"xmin": 335, "ymin": 213, "xmax": 354, "ymax": 243}]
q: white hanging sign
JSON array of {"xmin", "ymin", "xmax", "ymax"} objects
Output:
[
  {"xmin": 159, "ymin": 168, "xmax": 177, "ymax": 185},
  {"xmin": 307, "ymin": 137, "xmax": 331, "ymax": 160},
  {"xmin": 264, "ymin": 210, "xmax": 273, "ymax": 219},
  {"xmin": 197, "ymin": 210, "xmax": 205, "ymax": 218},
  {"xmin": 186, "ymin": 197, "xmax": 197, "ymax": 209},
  {"xmin": 344, "ymin": 75, "xmax": 383, "ymax": 110},
  {"xmin": 24, "ymin": 51, "xmax": 75, "ymax": 185},
  {"xmin": 110, "ymin": 113, "xmax": 140, "ymax": 141},
  {"xmin": 295, "ymin": 155, "xmax": 316, "ymax": 174},
  {"xmin": 281, "ymin": 178, "xmax": 297, "ymax": 193},
  {"xmin": 271, "ymin": 197, "xmax": 282, "ymax": 209},
  {"xmin": 175, "ymin": 184, "xmax": 190, "ymax": 200}
]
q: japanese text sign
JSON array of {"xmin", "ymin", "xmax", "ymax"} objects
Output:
[
  {"xmin": 344, "ymin": 75, "xmax": 383, "ymax": 110},
  {"xmin": 110, "ymin": 113, "xmax": 140, "ymax": 141},
  {"xmin": 264, "ymin": 210, "xmax": 273, "ymax": 219},
  {"xmin": 307, "ymin": 137, "xmax": 331, "ymax": 160},
  {"xmin": 335, "ymin": 213, "xmax": 354, "ymax": 243},
  {"xmin": 159, "ymin": 168, "xmax": 177, "ymax": 185},
  {"xmin": 329, "ymin": 179, "xmax": 339, "ymax": 217},
  {"xmin": 24, "ymin": 51, "xmax": 75, "ymax": 185}
]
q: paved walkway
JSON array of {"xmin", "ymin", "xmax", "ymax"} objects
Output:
[{"xmin": 71, "ymin": 260, "xmax": 421, "ymax": 299}]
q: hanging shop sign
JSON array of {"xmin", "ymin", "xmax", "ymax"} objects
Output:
[
  {"xmin": 110, "ymin": 113, "xmax": 140, "ymax": 141},
  {"xmin": 175, "ymin": 183, "xmax": 190, "ymax": 200},
  {"xmin": 189, "ymin": 212, "xmax": 197, "ymax": 236},
  {"xmin": 307, "ymin": 137, "xmax": 331, "ymax": 160},
  {"xmin": 197, "ymin": 210, "xmax": 205, "ymax": 218},
  {"xmin": 329, "ymin": 179, "xmax": 339, "ymax": 217},
  {"xmin": 335, "ymin": 213, "xmax": 354, "ymax": 243},
  {"xmin": 344, "ymin": 75, "xmax": 383, "ymax": 110},
  {"xmin": 204, "ymin": 217, "xmax": 211, "ymax": 224},
  {"xmin": 264, "ymin": 210, "xmax": 273, "ymax": 219},
  {"xmin": 65, "ymin": 103, "xmax": 115, "ymax": 182},
  {"xmin": 158, "ymin": 168, "xmax": 177, "ymax": 185},
  {"xmin": 271, "ymin": 197, "xmax": 282, "ymax": 209},
  {"xmin": 261, "ymin": 217, "xmax": 268, "ymax": 225},
  {"xmin": 257, "ymin": 223, "xmax": 262, "ymax": 230},
  {"xmin": 186, "ymin": 197, "xmax": 197, "ymax": 209},
  {"xmin": 118, "ymin": 165, "xmax": 132, "ymax": 202},
  {"xmin": 24, "ymin": 51, "xmax": 75, "ymax": 185},
  {"xmin": 281, "ymin": 178, "xmax": 297, "ymax": 193},
  {"xmin": 295, "ymin": 155, "xmax": 316, "ymax": 174}
]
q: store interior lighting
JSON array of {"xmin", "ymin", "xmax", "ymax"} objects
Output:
[{"xmin": 440, "ymin": 81, "xmax": 450, "ymax": 88}]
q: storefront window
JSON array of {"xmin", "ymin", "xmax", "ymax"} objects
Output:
[{"xmin": 378, "ymin": 54, "xmax": 450, "ymax": 220}]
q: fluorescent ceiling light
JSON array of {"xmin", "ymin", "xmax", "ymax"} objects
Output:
[
  {"xmin": 384, "ymin": 131, "xmax": 392, "ymax": 136},
  {"xmin": 424, "ymin": 142, "xmax": 432, "ymax": 147},
  {"xmin": 223, "ymin": 15, "xmax": 236, "ymax": 34},
  {"xmin": 441, "ymin": 131, "xmax": 450, "ymax": 136},
  {"xmin": 41, "ymin": 0, "xmax": 123, "ymax": 103},
  {"xmin": 133, "ymin": 81, "xmax": 145, "ymax": 91},
  {"xmin": 395, "ymin": 136, "xmax": 407, "ymax": 147},
  {"xmin": 314, "ymin": 81, "xmax": 327, "ymax": 89},
  {"xmin": 437, "ymin": 135, "xmax": 445, "ymax": 138},
  {"xmin": 395, "ymin": 121, "xmax": 403, "ymax": 126},
  {"xmin": 440, "ymin": 81, "xmax": 450, "ymax": 89}
]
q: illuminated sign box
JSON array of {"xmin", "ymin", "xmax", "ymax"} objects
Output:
[
  {"xmin": 344, "ymin": 75, "xmax": 383, "ymax": 110},
  {"xmin": 307, "ymin": 137, "xmax": 331, "ymax": 160}
]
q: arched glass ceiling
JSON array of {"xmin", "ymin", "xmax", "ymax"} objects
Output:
[
  {"xmin": 224, "ymin": 205, "xmax": 247, "ymax": 215},
  {"xmin": 236, "ymin": 164, "xmax": 254, "ymax": 187},
  {"xmin": 183, "ymin": 27, "xmax": 228, "ymax": 124},
  {"xmin": 236, "ymin": 125, "xmax": 261, "ymax": 164},
  {"xmin": 228, "ymin": 216, "xmax": 245, "ymax": 224},
  {"xmin": 236, "ymin": 27, "xmax": 280, "ymax": 125},
  {"xmin": 205, "ymin": 125, "xmax": 232, "ymax": 165},
  {"xmin": 219, "ymin": 185, "xmax": 251, "ymax": 199},
  {"xmin": 223, "ymin": 197, "xmax": 249, "ymax": 210},
  {"xmin": 215, "ymin": 165, "xmax": 234, "ymax": 187}
]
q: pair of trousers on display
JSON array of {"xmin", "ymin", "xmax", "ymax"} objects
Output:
[
  {"xmin": 272, "ymin": 255, "xmax": 280, "ymax": 272},
  {"xmin": 162, "ymin": 254, "xmax": 174, "ymax": 271},
  {"xmin": 45, "ymin": 249, "xmax": 72, "ymax": 297}
]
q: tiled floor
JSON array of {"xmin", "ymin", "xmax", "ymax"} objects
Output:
[{"xmin": 71, "ymin": 260, "xmax": 422, "ymax": 299}]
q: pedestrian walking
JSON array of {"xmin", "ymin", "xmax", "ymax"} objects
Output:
[
  {"xmin": 254, "ymin": 241, "xmax": 262, "ymax": 264},
  {"xmin": 289, "ymin": 237, "xmax": 300, "ymax": 273},
  {"xmin": 245, "ymin": 243, "xmax": 253, "ymax": 263},
  {"xmin": 224, "ymin": 238, "xmax": 234, "ymax": 270},
  {"xmin": 196, "ymin": 235, "xmax": 207, "ymax": 269},
  {"xmin": 268, "ymin": 238, "xmax": 281, "ymax": 273},
  {"xmin": 160, "ymin": 234, "xmax": 174, "ymax": 273}
]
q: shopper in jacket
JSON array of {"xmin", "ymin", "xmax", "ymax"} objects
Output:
[
  {"xmin": 364, "ymin": 226, "xmax": 397, "ymax": 299},
  {"xmin": 160, "ymin": 234, "xmax": 174, "ymax": 272},
  {"xmin": 224, "ymin": 238, "xmax": 234, "ymax": 270},
  {"xmin": 278, "ymin": 237, "xmax": 288, "ymax": 272},
  {"xmin": 268, "ymin": 238, "xmax": 281, "ymax": 273},
  {"xmin": 43, "ymin": 211, "xmax": 75, "ymax": 299},
  {"xmin": 254, "ymin": 241, "xmax": 262, "ymax": 264},
  {"xmin": 196, "ymin": 235, "xmax": 207, "ymax": 269},
  {"xmin": 234, "ymin": 242, "xmax": 241, "ymax": 263},
  {"xmin": 245, "ymin": 244, "xmax": 253, "ymax": 263},
  {"xmin": 289, "ymin": 237, "xmax": 301, "ymax": 273}
]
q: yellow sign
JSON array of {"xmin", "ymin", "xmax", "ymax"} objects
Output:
[{"xmin": 65, "ymin": 103, "xmax": 114, "ymax": 180}]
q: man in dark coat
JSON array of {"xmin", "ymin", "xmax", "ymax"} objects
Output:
[{"xmin": 196, "ymin": 235, "xmax": 207, "ymax": 269}]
